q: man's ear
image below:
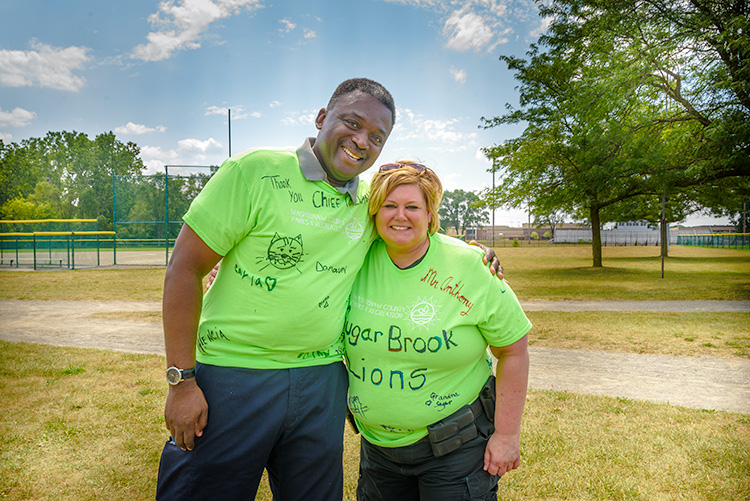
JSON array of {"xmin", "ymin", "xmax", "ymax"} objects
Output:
[{"xmin": 314, "ymin": 108, "xmax": 327, "ymax": 130}]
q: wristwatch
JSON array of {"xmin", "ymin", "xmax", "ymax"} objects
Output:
[{"xmin": 166, "ymin": 366, "xmax": 196, "ymax": 385}]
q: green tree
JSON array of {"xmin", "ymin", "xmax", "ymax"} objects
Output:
[
  {"xmin": 688, "ymin": 177, "xmax": 750, "ymax": 233},
  {"xmin": 79, "ymin": 132, "xmax": 144, "ymax": 229},
  {"xmin": 483, "ymin": 45, "xmax": 670, "ymax": 266},
  {"xmin": 482, "ymin": 0, "xmax": 749, "ymax": 266},
  {"xmin": 0, "ymin": 180, "xmax": 63, "ymax": 221},
  {"xmin": 0, "ymin": 131, "xmax": 144, "ymax": 229},
  {"xmin": 0, "ymin": 197, "xmax": 57, "ymax": 220},
  {"xmin": 533, "ymin": 209, "xmax": 566, "ymax": 240},
  {"xmin": 541, "ymin": 0, "xmax": 749, "ymax": 197},
  {"xmin": 0, "ymin": 140, "xmax": 40, "ymax": 207},
  {"xmin": 439, "ymin": 189, "xmax": 489, "ymax": 235},
  {"xmin": 167, "ymin": 172, "xmax": 212, "ymax": 238}
]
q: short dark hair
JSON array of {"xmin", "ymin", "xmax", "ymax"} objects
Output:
[{"xmin": 327, "ymin": 78, "xmax": 396, "ymax": 126}]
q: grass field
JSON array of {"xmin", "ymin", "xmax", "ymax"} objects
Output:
[
  {"xmin": 497, "ymin": 244, "xmax": 750, "ymax": 301},
  {"xmin": 0, "ymin": 244, "xmax": 748, "ymax": 500},
  {"xmin": 1, "ymin": 244, "xmax": 748, "ymax": 302},
  {"xmin": 1, "ymin": 341, "xmax": 747, "ymax": 501}
]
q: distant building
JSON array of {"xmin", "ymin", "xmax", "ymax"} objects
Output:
[
  {"xmin": 461, "ymin": 221, "xmax": 735, "ymax": 246},
  {"xmin": 614, "ymin": 221, "xmax": 653, "ymax": 231},
  {"xmin": 674, "ymin": 225, "xmax": 735, "ymax": 235}
]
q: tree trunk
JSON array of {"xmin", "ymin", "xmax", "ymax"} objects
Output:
[{"xmin": 590, "ymin": 206, "xmax": 603, "ymax": 267}]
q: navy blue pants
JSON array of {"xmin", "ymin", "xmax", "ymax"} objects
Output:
[
  {"xmin": 356, "ymin": 405, "xmax": 500, "ymax": 501},
  {"xmin": 156, "ymin": 362, "xmax": 348, "ymax": 500}
]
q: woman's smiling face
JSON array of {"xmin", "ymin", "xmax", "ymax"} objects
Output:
[{"xmin": 375, "ymin": 183, "xmax": 432, "ymax": 253}]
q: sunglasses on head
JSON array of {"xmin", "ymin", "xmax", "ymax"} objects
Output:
[{"xmin": 378, "ymin": 162, "xmax": 428, "ymax": 173}]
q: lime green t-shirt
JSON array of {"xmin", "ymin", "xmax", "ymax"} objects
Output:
[
  {"xmin": 184, "ymin": 146, "xmax": 375, "ymax": 369},
  {"xmin": 345, "ymin": 233, "xmax": 532, "ymax": 447}
]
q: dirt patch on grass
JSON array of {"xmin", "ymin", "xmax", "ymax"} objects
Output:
[{"xmin": 1, "ymin": 299, "xmax": 748, "ymax": 413}]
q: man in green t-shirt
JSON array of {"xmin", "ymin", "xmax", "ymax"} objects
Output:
[{"xmin": 156, "ymin": 78, "xmax": 396, "ymax": 500}]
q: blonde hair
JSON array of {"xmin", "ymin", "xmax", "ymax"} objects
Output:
[{"xmin": 368, "ymin": 162, "xmax": 443, "ymax": 235}]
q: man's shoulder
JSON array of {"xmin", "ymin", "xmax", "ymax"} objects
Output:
[
  {"xmin": 217, "ymin": 147, "xmax": 302, "ymax": 183},
  {"xmin": 434, "ymin": 233, "xmax": 474, "ymax": 251},
  {"xmin": 433, "ymin": 234, "xmax": 483, "ymax": 263},
  {"xmin": 230, "ymin": 146, "xmax": 297, "ymax": 165}
]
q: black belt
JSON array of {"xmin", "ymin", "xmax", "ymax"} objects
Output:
[{"xmin": 425, "ymin": 376, "xmax": 496, "ymax": 457}]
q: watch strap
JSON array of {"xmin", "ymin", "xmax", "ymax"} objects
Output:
[{"xmin": 166, "ymin": 365, "xmax": 196, "ymax": 385}]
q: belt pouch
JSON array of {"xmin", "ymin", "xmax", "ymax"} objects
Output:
[{"xmin": 427, "ymin": 405, "xmax": 478, "ymax": 457}]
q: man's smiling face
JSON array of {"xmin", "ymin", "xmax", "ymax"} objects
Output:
[{"xmin": 312, "ymin": 91, "xmax": 394, "ymax": 187}]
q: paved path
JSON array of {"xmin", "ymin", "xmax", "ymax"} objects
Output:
[
  {"xmin": 522, "ymin": 300, "xmax": 750, "ymax": 312},
  {"xmin": 1, "ymin": 299, "xmax": 748, "ymax": 414}
]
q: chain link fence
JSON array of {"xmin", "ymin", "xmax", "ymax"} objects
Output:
[
  {"xmin": 677, "ymin": 233, "xmax": 749, "ymax": 250},
  {"xmin": 112, "ymin": 165, "xmax": 216, "ymax": 265}
]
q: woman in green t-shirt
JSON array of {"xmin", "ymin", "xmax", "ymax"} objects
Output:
[{"xmin": 345, "ymin": 162, "xmax": 531, "ymax": 500}]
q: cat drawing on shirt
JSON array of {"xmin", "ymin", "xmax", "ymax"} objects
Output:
[{"xmin": 258, "ymin": 233, "xmax": 304, "ymax": 272}]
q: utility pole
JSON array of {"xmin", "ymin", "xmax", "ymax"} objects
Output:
[
  {"xmin": 491, "ymin": 170, "xmax": 495, "ymax": 248},
  {"xmin": 661, "ymin": 191, "xmax": 666, "ymax": 278},
  {"xmin": 228, "ymin": 108, "xmax": 232, "ymax": 158}
]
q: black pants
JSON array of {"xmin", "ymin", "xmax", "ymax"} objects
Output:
[
  {"xmin": 356, "ymin": 405, "xmax": 500, "ymax": 501},
  {"xmin": 156, "ymin": 362, "xmax": 348, "ymax": 500}
]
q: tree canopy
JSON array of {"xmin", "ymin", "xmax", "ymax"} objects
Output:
[
  {"xmin": 439, "ymin": 189, "xmax": 489, "ymax": 235},
  {"xmin": 0, "ymin": 131, "xmax": 214, "ymax": 239},
  {"xmin": 482, "ymin": 0, "xmax": 749, "ymax": 266},
  {"xmin": 0, "ymin": 131, "xmax": 144, "ymax": 227}
]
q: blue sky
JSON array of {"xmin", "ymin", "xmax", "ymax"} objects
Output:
[{"xmin": 0, "ymin": 0, "xmax": 727, "ymax": 226}]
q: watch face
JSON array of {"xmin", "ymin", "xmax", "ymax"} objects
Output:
[{"xmin": 166, "ymin": 367, "xmax": 181, "ymax": 384}]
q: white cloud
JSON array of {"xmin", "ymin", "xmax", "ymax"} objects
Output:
[
  {"xmin": 530, "ymin": 16, "xmax": 553, "ymax": 38},
  {"xmin": 269, "ymin": 100, "xmax": 281, "ymax": 108},
  {"xmin": 141, "ymin": 144, "xmax": 179, "ymax": 161},
  {"xmin": 0, "ymin": 40, "xmax": 90, "ymax": 91},
  {"xmin": 488, "ymin": 1, "xmax": 508, "ymax": 17},
  {"xmin": 279, "ymin": 18, "xmax": 296, "ymax": 32},
  {"xmin": 114, "ymin": 122, "xmax": 167, "ymax": 135},
  {"xmin": 303, "ymin": 29, "xmax": 317, "ymax": 39},
  {"xmin": 231, "ymin": 109, "xmax": 254, "ymax": 119},
  {"xmin": 450, "ymin": 66, "xmax": 467, "ymax": 83},
  {"xmin": 393, "ymin": 107, "xmax": 477, "ymax": 151},
  {"xmin": 386, "ymin": 1, "xmax": 546, "ymax": 51},
  {"xmin": 475, "ymin": 147, "xmax": 491, "ymax": 163},
  {"xmin": 142, "ymin": 158, "xmax": 166, "ymax": 174},
  {"xmin": 0, "ymin": 106, "xmax": 37, "ymax": 127},
  {"xmin": 140, "ymin": 138, "xmax": 224, "ymax": 172},
  {"xmin": 382, "ymin": 0, "xmax": 442, "ymax": 5},
  {"xmin": 281, "ymin": 111, "xmax": 317, "ymax": 126},
  {"xmin": 206, "ymin": 105, "xmax": 230, "ymax": 116},
  {"xmin": 443, "ymin": 7, "xmax": 494, "ymax": 52},
  {"xmin": 178, "ymin": 137, "xmax": 224, "ymax": 153},
  {"xmin": 131, "ymin": 0, "xmax": 264, "ymax": 62},
  {"xmin": 139, "ymin": 145, "xmax": 179, "ymax": 173},
  {"xmin": 206, "ymin": 105, "xmax": 257, "ymax": 119},
  {"xmin": 0, "ymin": 132, "xmax": 12, "ymax": 142}
]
